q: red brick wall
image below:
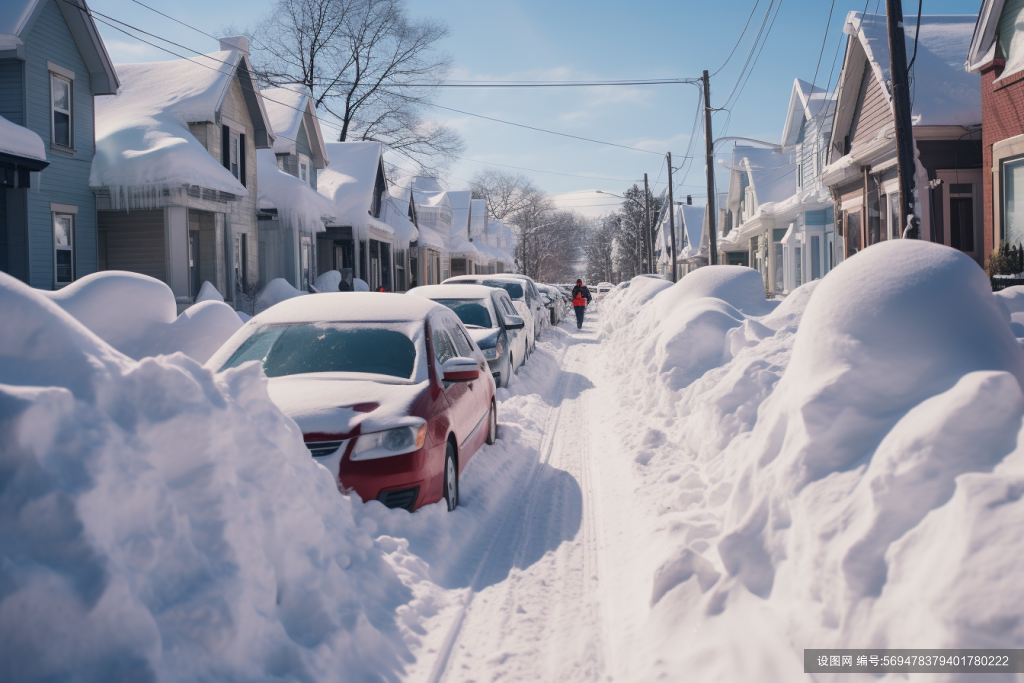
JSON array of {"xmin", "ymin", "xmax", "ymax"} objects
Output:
[{"xmin": 981, "ymin": 63, "xmax": 1024, "ymax": 256}]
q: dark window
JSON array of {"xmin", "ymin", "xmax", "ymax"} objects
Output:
[
  {"xmin": 447, "ymin": 320, "xmax": 474, "ymax": 357},
  {"xmin": 220, "ymin": 324, "xmax": 417, "ymax": 379},
  {"xmin": 239, "ymin": 133, "xmax": 247, "ymax": 187},
  {"xmin": 434, "ymin": 299, "xmax": 493, "ymax": 328},
  {"xmin": 846, "ymin": 210, "xmax": 862, "ymax": 255},
  {"xmin": 222, "ymin": 125, "xmax": 231, "ymax": 168},
  {"xmin": 482, "ymin": 279, "xmax": 524, "ymax": 300}
]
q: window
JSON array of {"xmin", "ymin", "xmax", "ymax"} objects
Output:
[
  {"xmin": 221, "ymin": 324, "xmax": 417, "ymax": 379},
  {"xmin": 299, "ymin": 153, "xmax": 311, "ymax": 186},
  {"xmin": 53, "ymin": 213, "xmax": 74, "ymax": 285},
  {"xmin": 234, "ymin": 233, "xmax": 247, "ymax": 289},
  {"xmin": 51, "ymin": 74, "xmax": 72, "ymax": 148},
  {"xmin": 482, "ymin": 279, "xmax": 524, "ymax": 300},
  {"xmin": 432, "ymin": 326, "xmax": 456, "ymax": 366},
  {"xmin": 435, "ymin": 299, "xmax": 494, "ymax": 328},
  {"xmin": 300, "ymin": 162, "xmax": 307, "ymax": 183},
  {"xmin": 300, "ymin": 237, "xmax": 311, "ymax": 291},
  {"xmin": 811, "ymin": 235, "xmax": 821, "ymax": 280},
  {"xmin": 231, "ymin": 134, "xmax": 239, "ymax": 178},
  {"xmin": 446, "ymin": 320, "xmax": 475, "ymax": 358},
  {"xmin": 797, "ymin": 164, "xmax": 803, "ymax": 189},
  {"xmin": 890, "ymin": 192, "xmax": 901, "ymax": 239}
]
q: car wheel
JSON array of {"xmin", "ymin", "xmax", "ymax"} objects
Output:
[
  {"xmin": 486, "ymin": 400, "xmax": 497, "ymax": 445},
  {"xmin": 443, "ymin": 441, "xmax": 458, "ymax": 511}
]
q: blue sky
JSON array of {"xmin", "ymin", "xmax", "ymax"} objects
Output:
[{"xmin": 94, "ymin": 0, "xmax": 983, "ymax": 216}]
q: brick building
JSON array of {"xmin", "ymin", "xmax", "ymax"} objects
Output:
[{"xmin": 968, "ymin": 0, "xmax": 1024, "ymax": 260}]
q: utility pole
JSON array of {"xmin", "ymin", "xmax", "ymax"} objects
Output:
[
  {"xmin": 886, "ymin": 0, "xmax": 918, "ymax": 238},
  {"xmin": 644, "ymin": 173, "xmax": 651, "ymax": 273},
  {"xmin": 667, "ymin": 152, "xmax": 677, "ymax": 282},
  {"xmin": 703, "ymin": 70, "xmax": 719, "ymax": 264}
]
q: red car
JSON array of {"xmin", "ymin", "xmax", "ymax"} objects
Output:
[{"xmin": 208, "ymin": 293, "xmax": 497, "ymax": 511}]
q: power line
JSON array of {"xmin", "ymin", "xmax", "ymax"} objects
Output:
[
  {"xmin": 457, "ymin": 158, "xmax": 645, "ymax": 183},
  {"xmin": 130, "ymin": 0, "xmax": 218, "ymax": 41},
  {"xmin": 722, "ymin": 0, "xmax": 777, "ymax": 109},
  {"xmin": 729, "ymin": 0, "xmax": 784, "ymax": 111},
  {"xmin": 712, "ymin": 0, "xmax": 763, "ymax": 76},
  {"xmin": 809, "ymin": 0, "xmax": 836, "ymax": 92},
  {"xmin": 426, "ymin": 103, "xmax": 665, "ymax": 156}
]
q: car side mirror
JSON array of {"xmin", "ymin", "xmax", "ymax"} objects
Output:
[
  {"xmin": 441, "ymin": 356, "xmax": 480, "ymax": 382},
  {"xmin": 504, "ymin": 315, "xmax": 525, "ymax": 330}
]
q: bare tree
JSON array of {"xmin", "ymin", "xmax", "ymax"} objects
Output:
[
  {"xmin": 249, "ymin": 0, "xmax": 463, "ymax": 173},
  {"xmin": 584, "ymin": 217, "xmax": 616, "ymax": 284},
  {"xmin": 470, "ymin": 170, "xmax": 547, "ymax": 220}
]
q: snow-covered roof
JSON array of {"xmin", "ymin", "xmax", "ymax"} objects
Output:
[
  {"xmin": 317, "ymin": 141, "xmax": 394, "ymax": 236},
  {"xmin": 781, "ymin": 78, "xmax": 835, "ymax": 147},
  {"xmin": 415, "ymin": 225, "xmax": 446, "ymax": 250},
  {"xmin": 740, "ymin": 146, "xmax": 797, "ymax": 208},
  {"xmin": 470, "ymin": 199, "xmax": 488, "ymax": 236},
  {"xmin": 448, "ymin": 190, "xmax": 472, "ymax": 240},
  {"xmin": 382, "ymin": 195, "xmax": 418, "ymax": 246},
  {"xmin": 844, "ymin": 12, "xmax": 981, "ymax": 126},
  {"xmin": 256, "ymin": 149, "xmax": 335, "ymax": 233},
  {"xmin": 0, "ymin": 0, "xmax": 118, "ymax": 94},
  {"xmin": 256, "ymin": 291, "xmax": 442, "ymax": 325},
  {"xmin": 0, "ymin": 113, "xmax": 46, "ymax": 161},
  {"xmin": 966, "ymin": 0, "xmax": 1004, "ymax": 73},
  {"xmin": 261, "ymin": 85, "xmax": 328, "ymax": 167},
  {"xmin": 90, "ymin": 49, "xmax": 273, "ymax": 203}
]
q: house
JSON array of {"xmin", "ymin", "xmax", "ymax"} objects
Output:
[
  {"xmin": 91, "ymin": 36, "xmax": 273, "ymax": 311},
  {"xmin": 447, "ymin": 189, "xmax": 483, "ymax": 276},
  {"xmin": 380, "ymin": 175, "xmax": 417, "ymax": 290},
  {"xmin": 655, "ymin": 198, "xmax": 706, "ymax": 279},
  {"xmin": 1, "ymin": 0, "xmax": 118, "ymax": 289},
  {"xmin": 717, "ymin": 144, "xmax": 798, "ymax": 291},
  {"xmin": 967, "ymin": 0, "xmax": 1024, "ymax": 260},
  {"xmin": 257, "ymin": 84, "xmax": 334, "ymax": 291},
  {"xmin": 822, "ymin": 12, "xmax": 982, "ymax": 265},
  {"xmin": 318, "ymin": 141, "xmax": 407, "ymax": 291},
  {"xmin": 774, "ymin": 79, "xmax": 837, "ymax": 293},
  {"xmin": 412, "ymin": 176, "xmax": 453, "ymax": 281}
]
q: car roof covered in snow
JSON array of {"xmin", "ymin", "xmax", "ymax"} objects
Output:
[
  {"xmin": 408, "ymin": 284, "xmax": 502, "ymax": 301},
  {"xmin": 254, "ymin": 292, "xmax": 443, "ymax": 324}
]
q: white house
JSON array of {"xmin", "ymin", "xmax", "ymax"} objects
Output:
[{"xmin": 257, "ymin": 84, "xmax": 334, "ymax": 291}]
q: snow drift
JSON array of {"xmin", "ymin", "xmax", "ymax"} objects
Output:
[
  {"xmin": 0, "ymin": 272, "xmax": 412, "ymax": 682},
  {"xmin": 41, "ymin": 271, "xmax": 241, "ymax": 363},
  {"xmin": 598, "ymin": 241, "xmax": 1024, "ymax": 680}
]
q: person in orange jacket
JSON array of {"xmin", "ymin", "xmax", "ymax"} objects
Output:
[{"xmin": 571, "ymin": 279, "xmax": 591, "ymax": 329}]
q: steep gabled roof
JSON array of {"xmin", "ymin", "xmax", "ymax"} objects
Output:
[
  {"xmin": 840, "ymin": 12, "xmax": 980, "ymax": 127},
  {"xmin": 0, "ymin": 0, "xmax": 118, "ymax": 93},
  {"xmin": 91, "ymin": 48, "xmax": 273, "ymax": 198},
  {"xmin": 262, "ymin": 85, "xmax": 329, "ymax": 168},
  {"xmin": 780, "ymin": 78, "xmax": 835, "ymax": 147},
  {"xmin": 317, "ymin": 141, "xmax": 393, "ymax": 236},
  {"xmin": 966, "ymin": 0, "xmax": 1004, "ymax": 73},
  {"xmin": 447, "ymin": 190, "xmax": 472, "ymax": 240}
]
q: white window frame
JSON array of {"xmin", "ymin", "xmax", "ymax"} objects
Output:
[
  {"xmin": 299, "ymin": 153, "xmax": 311, "ymax": 185},
  {"xmin": 52, "ymin": 207, "xmax": 76, "ymax": 287},
  {"xmin": 49, "ymin": 70, "xmax": 73, "ymax": 149}
]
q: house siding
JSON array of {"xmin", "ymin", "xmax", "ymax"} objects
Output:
[
  {"xmin": 849, "ymin": 63, "xmax": 891, "ymax": 156},
  {"xmin": 218, "ymin": 74, "xmax": 259, "ymax": 285},
  {"xmin": 0, "ymin": 59, "xmax": 25, "ymax": 125},
  {"xmin": 98, "ymin": 209, "xmax": 165, "ymax": 281},
  {"xmin": 979, "ymin": 49, "xmax": 1024, "ymax": 257},
  {"xmin": 22, "ymin": 0, "xmax": 98, "ymax": 289}
]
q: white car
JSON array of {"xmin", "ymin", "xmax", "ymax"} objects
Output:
[{"xmin": 442, "ymin": 275, "xmax": 544, "ymax": 355}]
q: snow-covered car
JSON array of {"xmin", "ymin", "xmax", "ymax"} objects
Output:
[
  {"xmin": 208, "ymin": 293, "xmax": 497, "ymax": 512},
  {"xmin": 538, "ymin": 284, "xmax": 566, "ymax": 324},
  {"xmin": 443, "ymin": 274, "xmax": 543, "ymax": 355},
  {"xmin": 408, "ymin": 284, "xmax": 527, "ymax": 388},
  {"xmin": 594, "ymin": 282, "xmax": 614, "ymax": 301}
]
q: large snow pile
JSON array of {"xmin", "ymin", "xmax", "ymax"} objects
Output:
[
  {"xmin": 254, "ymin": 277, "xmax": 306, "ymax": 314},
  {"xmin": 598, "ymin": 242, "xmax": 1024, "ymax": 679},
  {"xmin": 0, "ymin": 272, "xmax": 412, "ymax": 681},
  {"xmin": 42, "ymin": 271, "xmax": 241, "ymax": 363}
]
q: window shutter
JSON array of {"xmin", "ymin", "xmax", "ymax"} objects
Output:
[
  {"xmin": 222, "ymin": 125, "xmax": 230, "ymax": 169},
  {"xmin": 239, "ymin": 133, "xmax": 246, "ymax": 187}
]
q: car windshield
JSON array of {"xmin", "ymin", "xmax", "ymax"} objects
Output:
[
  {"xmin": 433, "ymin": 299, "xmax": 493, "ymax": 328},
  {"xmin": 219, "ymin": 323, "xmax": 417, "ymax": 379},
  {"xmin": 482, "ymin": 279, "xmax": 524, "ymax": 300}
]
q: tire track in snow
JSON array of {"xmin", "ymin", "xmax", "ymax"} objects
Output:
[
  {"xmin": 424, "ymin": 331, "xmax": 579, "ymax": 683},
  {"xmin": 429, "ymin": 315, "xmax": 614, "ymax": 683}
]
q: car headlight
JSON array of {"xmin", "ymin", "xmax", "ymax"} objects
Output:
[
  {"xmin": 351, "ymin": 423, "xmax": 428, "ymax": 461},
  {"xmin": 482, "ymin": 341, "xmax": 503, "ymax": 360}
]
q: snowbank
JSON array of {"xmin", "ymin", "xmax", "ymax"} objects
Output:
[
  {"xmin": 314, "ymin": 270, "xmax": 342, "ymax": 292},
  {"xmin": 41, "ymin": 271, "xmax": 241, "ymax": 363},
  {"xmin": 254, "ymin": 277, "xmax": 306, "ymax": 315},
  {"xmin": 0, "ymin": 272, "xmax": 412, "ymax": 681},
  {"xmin": 596, "ymin": 242, "xmax": 1024, "ymax": 679}
]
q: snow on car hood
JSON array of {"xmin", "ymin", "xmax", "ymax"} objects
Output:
[{"xmin": 267, "ymin": 375, "xmax": 429, "ymax": 436}]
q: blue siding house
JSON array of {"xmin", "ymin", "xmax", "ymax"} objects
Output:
[{"xmin": 0, "ymin": 0, "xmax": 118, "ymax": 289}]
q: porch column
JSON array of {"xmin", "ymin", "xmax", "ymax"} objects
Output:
[
  {"xmin": 164, "ymin": 206, "xmax": 190, "ymax": 302},
  {"xmin": 214, "ymin": 212, "xmax": 227, "ymax": 297}
]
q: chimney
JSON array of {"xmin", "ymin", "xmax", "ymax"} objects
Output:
[
  {"xmin": 219, "ymin": 36, "xmax": 250, "ymax": 55},
  {"xmin": 686, "ymin": 195, "xmax": 692, "ymax": 205}
]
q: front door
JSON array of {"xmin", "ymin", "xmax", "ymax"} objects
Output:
[
  {"xmin": 938, "ymin": 169, "xmax": 982, "ymax": 263},
  {"xmin": 189, "ymin": 230, "xmax": 200, "ymax": 299}
]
